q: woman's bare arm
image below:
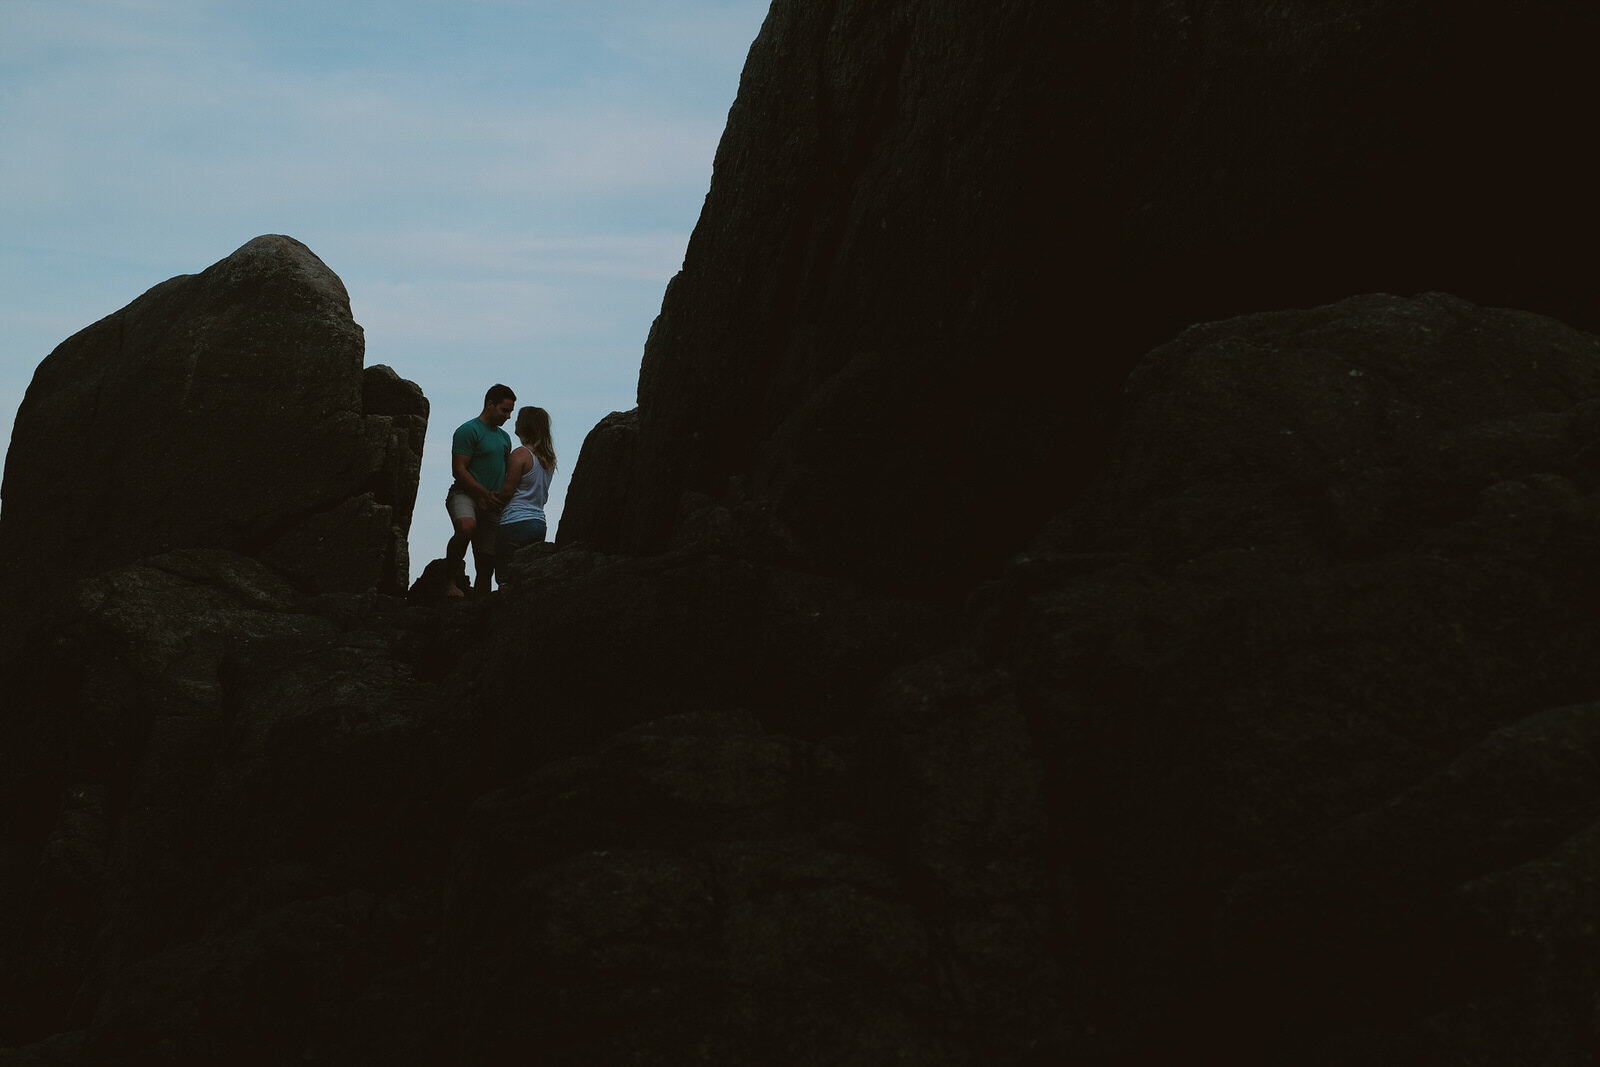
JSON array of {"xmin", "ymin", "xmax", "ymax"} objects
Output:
[{"xmin": 498, "ymin": 446, "xmax": 533, "ymax": 502}]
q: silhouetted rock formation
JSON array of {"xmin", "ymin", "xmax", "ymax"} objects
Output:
[
  {"xmin": 0, "ymin": 237, "xmax": 436, "ymax": 1063},
  {"xmin": 978, "ymin": 292, "xmax": 1600, "ymax": 1062},
  {"xmin": 561, "ymin": 0, "xmax": 1600, "ymax": 600},
  {"xmin": 0, "ymin": 548, "xmax": 480, "ymax": 1061},
  {"xmin": 7, "ymin": 282, "xmax": 1596, "ymax": 1063},
  {"xmin": 0, "ymin": 234, "xmax": 426, "ymax": 603},
  {"xmin": 5, "ymin": 2, "xmax": 1600, "ymax": 1065}
]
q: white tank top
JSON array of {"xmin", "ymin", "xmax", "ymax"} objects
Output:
[{"xmin": 501, "ymin": 445, "xmax": 551, "ymax": 523}]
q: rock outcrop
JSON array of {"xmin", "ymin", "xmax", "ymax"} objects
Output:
[
  {"xmin": 457, "ymin": 292, "xmax": 1600, "ymax": 1064},
  {"xmin": 0, "ymin": 236, "xmax": 434, "ymax": 1063},
  {"xmin": 5, "ymin": 289, "xmax": 1596, "ymax": 1065},
  {"xmin": 0, "ymin": 549, "xmax": 481, "ymax": 1061},
  {"xmin": 980, "ymin": 292, "xmax": 1600, "ymax": 1062},
  {"xmin": 561, "ymin": 0, "xmax": 1600, "ymax": 600},
  {"xmin": 5, "ymin": 2, "xmax": 1600, "ymax": 1065},
  {"xmin": 0, "ymin": 235, "xmax": 426, "ymax": 604}
]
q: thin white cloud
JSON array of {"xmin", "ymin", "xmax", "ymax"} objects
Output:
[
  {"xmin": 357, "ymin": 278, "xmax": 642, "ymax": 347},
  {"xmin": 347, "ymin": 227, "xmax": 690, "ymax": 282},
  {"xmin": 6, "ymin": 63, "xmax": 726, "ymax": 211}
]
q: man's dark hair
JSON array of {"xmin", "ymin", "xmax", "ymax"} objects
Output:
[{"xmin": 485, "ymin": 383, "xmax": 516, "ymax": 407}]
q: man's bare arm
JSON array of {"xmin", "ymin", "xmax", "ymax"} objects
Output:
[{"xmin": 452, "ymin": 453, "xmax": 495, "ymax": 506}]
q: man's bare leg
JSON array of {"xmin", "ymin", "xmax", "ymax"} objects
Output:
[{"xmin": 447, "ymin": 517, "xmax": 477, "ymax": 564}]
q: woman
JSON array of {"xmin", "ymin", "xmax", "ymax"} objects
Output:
[{"xmin": 495, "ymin": 406, "xmax": 556, "ymax": 572}]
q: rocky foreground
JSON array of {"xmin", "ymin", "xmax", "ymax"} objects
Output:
[{"xmin": 4, "ymin": 2, "xmax": 1599, "ymax": 1064}]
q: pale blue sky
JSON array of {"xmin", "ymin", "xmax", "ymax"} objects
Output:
[{"xmin": 0, "ymin": 0, "xmax": 769, "ymax": 567}]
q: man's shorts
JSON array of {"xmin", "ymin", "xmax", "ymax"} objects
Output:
[{"xmin": 446, "ymin": 487, "xmax": 501, "ymax": 556}]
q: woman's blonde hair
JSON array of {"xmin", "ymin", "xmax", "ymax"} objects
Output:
[{"xmin": 514, "ymin": 406, "xmax": 557, "ymax": 472}]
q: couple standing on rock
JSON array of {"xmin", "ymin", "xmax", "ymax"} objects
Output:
[{"xmin": 445, "ymin": 383, "xmax": 557, "ymax": 595}]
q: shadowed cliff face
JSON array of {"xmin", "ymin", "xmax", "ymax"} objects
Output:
[
  {"xmin": 984, "ymin": 293, "xmax": 1600, "ymax": 1061},
  {"xmin": 0, "ymin": 235, "xmax": 427, "ymax": 603},
  {"xmin": 561, "ymin": 0, "xmax": 1600, "ymax": 599},
  {"xmin": 4, "ymin": 3, "xmax": 1600, "ymax": 1065},
  {"xmin": 8, "ymin": 291, "xmax": 1595, "ymax": 1066}
]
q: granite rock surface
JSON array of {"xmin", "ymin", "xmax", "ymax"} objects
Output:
[{"xmin": 0, "ymin": 235, "xmax": 425, "ymax": 602}]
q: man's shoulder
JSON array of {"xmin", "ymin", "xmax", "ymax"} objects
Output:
[{"xmin": 452, "ymin": 416, "xmax": 487, "ymax": 454}]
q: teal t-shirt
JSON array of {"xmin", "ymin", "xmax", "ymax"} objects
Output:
[{"xmin": 452, "ymin": 417, "xmax": 512, "ymax": 496}]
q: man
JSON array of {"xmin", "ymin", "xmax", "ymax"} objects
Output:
[{"xmin": 446, "ymin": 383, "xmax": 516, "ymax": 594}]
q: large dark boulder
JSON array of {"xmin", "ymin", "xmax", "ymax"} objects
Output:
[
  {"xmin": 565, "ymin": 0, "xmax": 1600, "ymax": 600},
  {"xmin": 0, "ymin": 235, "xmax": 433, "ymax": 1058},
  {"xmin": 362, "ymin": 363, "xmax": 430, "ymax": 580},
  {"xmin": 0, "ymin": 549, "xmax": 480, "ymax": 1062},
  {"xmin": 0, "ymin": 235, "xmax": 426, "ymax": 601},
  {"xmin": 442, "ymin": 689, "xmax": 1065, "ymax": 1065},
  {"xmin": 554, "ymin": 408, "xmax": 637, "ymax": 549},
  {"xmin": 976, "ymin": 292, "xmax": 1600, "ymax": 1063},
  {"xmin": 479, "ymin": 541, "xmax": 966, "ymax": 763}
]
